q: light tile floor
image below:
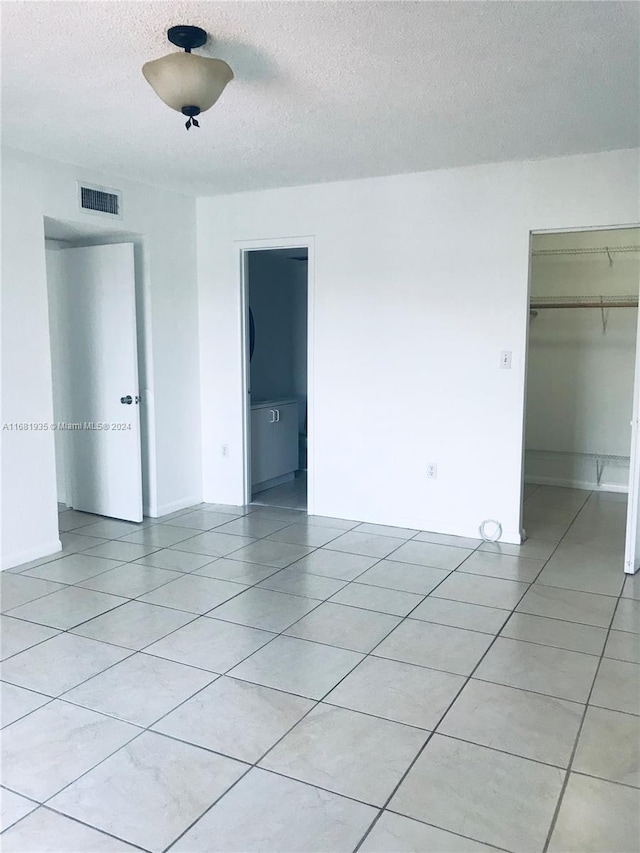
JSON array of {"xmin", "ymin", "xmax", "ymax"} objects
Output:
[
  {"xmin": 251, "ymin": 471, "xmax": 307, "ymax": 510},
  {"xmin": 1, "ymin": 485, "xmax": 639, "ymax": 852}
]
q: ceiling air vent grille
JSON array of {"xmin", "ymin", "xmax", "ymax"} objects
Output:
[{"xmin": 78, "ymin": 182, "xmax": 123, "ymax": 219}]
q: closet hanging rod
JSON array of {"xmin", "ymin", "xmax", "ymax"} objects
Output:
[
  {"xmin": 531, "ymin": 300, "xmax": 639, "ymax": 309},
  {"xmin": 530, "ymin": 295, "xmax": 638, "ymax": 310},
  {"xmin": 531, "ymin": 245, "xmax": 640, "ymax": 257}
]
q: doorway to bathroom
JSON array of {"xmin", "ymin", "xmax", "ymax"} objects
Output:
[{"xmin": 242, "ymin": 247, "xmax": 309, "ymax": 511}]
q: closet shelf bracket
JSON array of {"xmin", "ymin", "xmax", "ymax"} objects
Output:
[{"xmin": 600, "ymin": 296, "xmax": 607, "ymax": 334}]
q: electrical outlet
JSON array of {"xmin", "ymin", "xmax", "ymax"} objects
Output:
[
  {"xmin": 427, "ymin": 463, "xmax": 438, "ymax": 479},
  {"xmin": 500, "ymin": 350, "xmax": 512, "ymax": 369},
  {"xmin": 221, "ymin": 444, "xmax": 229, "ymax": 457}
]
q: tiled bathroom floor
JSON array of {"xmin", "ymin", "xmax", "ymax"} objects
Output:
[
  {"xmin": 1, "ymin": 486, "xmax": 639, "ymax": 852},
  {"xmin": 251, "ymin": 471, "xmax": 307, "ymax": 510}
]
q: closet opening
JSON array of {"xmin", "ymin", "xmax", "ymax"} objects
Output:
[
  {"xmin": 242, "ymin": 247, "xmax": 309, "ymax": 511},
  {"xmin": 522, "ymin": 226, "xmax": 640, "ymax": 580}
]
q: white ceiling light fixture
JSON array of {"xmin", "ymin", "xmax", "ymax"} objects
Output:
[{"xmin": 142, "ymin": 25, "xmax": 233, "ymax": 130}]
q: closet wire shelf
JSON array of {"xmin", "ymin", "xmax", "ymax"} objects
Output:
[
  {"xmin": 527, "ymin": 244, "xmax": 638, "ymax": 486},
  {"xmin": 531, "ymin": 245, "xmax": 640, "ymax": 258},
  {"xmin": 526, "ymin": 449, "xmax": 630, "ymax": 487}
]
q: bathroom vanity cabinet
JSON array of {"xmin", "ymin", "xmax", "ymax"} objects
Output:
[{"xmin": 250, "ymin": 399, "xmax": 299, "ymax": 492}]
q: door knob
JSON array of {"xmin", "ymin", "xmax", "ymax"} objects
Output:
[{"xmin": 120, "ymin": 395, "xmax": 133, "ymax": 405}]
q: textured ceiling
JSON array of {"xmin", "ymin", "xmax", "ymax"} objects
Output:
[{"xmin": 2, "ymin": 1, "xmax": 639, "ymax": 196}]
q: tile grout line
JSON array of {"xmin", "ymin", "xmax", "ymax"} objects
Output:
[
  {"xmin": 509, "ymin": 486, "xmax": 632, "ymax": 852},
  {"xmin": 2, "ymin": 796, "xmax": 153, "ymax": 851},
  {"xmin": 3, "ymin": 535, "xmax": 323, "ymax": 730},
  {"xmin": 351, "ymin": 563, "xmax": 542, "ymax": 852},
  {"xmin": 350, "ymin": 495, "xmax": 599, "ymax": 851},
  {"xmin": 541, "ymin": 550, "xmax": 631, "ymax": 851},
  {"xmin": 6, "ymin": 513, "xmax": 351, "ymax": 639},
  {"xmin": 3, "ymin": 518, "xmax": 398, "ymax": 711},
  {"xmin": 6, "ymin": 506, "xmax": 432, "ymax": 847},
  {"xmin": 3, "ymin": 492, "xmax": 635, "ymax": 850},
  {"xmin": 4, "ymin": 496, "xmax": 627, "ymax": 693},
  {"xmin": 15, "ymin": 501, "xmax": 293, "ymax": 574},
  {"xmin": 264, "ymin": 538, "xmax": 557, "ymax": 851},
  {"xmin": 3, "ymin": 514, "xmax": 383, "ymax": 845},
  {"xmin": 8, "ymin": 586, "xmax": 633, "ymax": 743},
  {"xmin": 160, "ymin": 553, "xmax": 448, "ymax": 852},
  {"xmin": 159, "ymin": 607, "xmax": 392, "ymax": 848},
  {"xmin": 1, "ymin": 500, "xmax": 604, "ymax": 733},
  {"xmin": 8, "ymin": 524, "xmax": 636, "ymax": 824}
]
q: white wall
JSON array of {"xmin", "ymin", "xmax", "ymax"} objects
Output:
[
  {"xmin": 526, "ymin": 234, "xmax": 640, "ymax": 491},
  {"xmin": 1, "ymin": 147, "xmax": 201, "ymax": 569},
  {"xmin": 197, "ymin": 149, "xmax": 639, "ymax": 543}
]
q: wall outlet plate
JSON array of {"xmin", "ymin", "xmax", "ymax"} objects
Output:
[{"xmin": 427, "ymin": 463, "xmax": 438, "ymax": 479}]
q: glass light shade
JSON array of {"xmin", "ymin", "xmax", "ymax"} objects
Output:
[{"xmin": 142, "ymin": 52, "xmax": 233, "ymax": 113}]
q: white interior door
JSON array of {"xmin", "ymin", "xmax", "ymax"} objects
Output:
[
  {"xmin": 59, "ymin": 243, "xmax": 143, "ymax": 522},
  {"xmin": 624, "ymin": 299, "xmax": 640, "ymax": 574}
]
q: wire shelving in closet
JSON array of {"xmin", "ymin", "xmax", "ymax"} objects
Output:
[
  {"xmin": 529, "ymin": 244, "xmax": 640, "ymax": 321},
  {"xmin": 526, "ymin": 242, "xmax": 640, "ymax": 486}
]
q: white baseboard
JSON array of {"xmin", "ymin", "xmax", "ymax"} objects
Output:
[
  {"xmin": 310, "ymin": 504, "xmax": 523, "ymax": 545},
  {"xmin": 2, "ymin": 538, "xmax": 62, "ymax": 571},
  {"xmin": 410, "ymin": 523, "xmax": 522, "ymax": 545},
  {"xmin": 425, "ymin": 526, "xmax": 523, "ymax": 545},
  {"xmin": 148, "ymin": 495, "xmax": 202, "ymax": 519},
  {"xmin": 525, "ymin": 475, "xmax": 628, "ymax": 494}
]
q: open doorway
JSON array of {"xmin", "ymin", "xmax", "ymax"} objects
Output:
[
  {"xmin": 522, "ymin": 226, "xmax": 640, "ymax": 584},
  {"xmin": 45, "ymin": 216, "xmax": 147, "ymax": 527},
  {"xmin": 243, "ymin": 247, "xmax": 309, "ymax": 510}
]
